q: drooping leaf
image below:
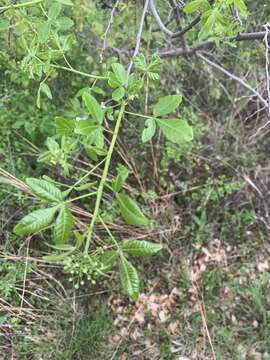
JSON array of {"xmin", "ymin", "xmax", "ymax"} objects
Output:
[
  {"xmin": 55, "ymin": 117, "xmax": 75, "ymax": 135},
  {"xmin": 40, "ymin": 83, "xmax": 52, "ymax": 99},
  {"xmin": 142, "ymin": 118, "xmax": 156, "ymax": 143},
  {"xmin": 112, "ymin": 165, "xmax": 129, "ymax": 193},
  {"xmin": 157, "ymin": 118, "xmax": 193, "ymax": 144},
  {"xmin": 14, "ymin": 207, "xmax": 58, "ymax": 235},
  {"xmin": 82, "ymin": 93, "xmax": 104, "ymax": 124},
  {"xmin": 121, "ymin": 240, "xmax": 162, "ymax": 257},
  {"xmin": 116, "ymin": 193, "xmax": 148, "ymax": 226},
  {"xmin": 54, "ymin": 206, "xmax": 74, "ymax": 244},
  {"xmin": 119, "ymin": 255, "xmax": 139, "ymax": 300},
  {"xmin": 153, "ymin": 95, "xmax": 182, "ymax": 117},
  {"xmin": 26, "ymin": 178, "xmax": 63, "ymax": 203}
]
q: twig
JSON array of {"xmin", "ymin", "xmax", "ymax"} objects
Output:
[
  {"xmin": 100, "ymin": 0, "xmax": 120, "ymax": 63},
  {"xmin": 263, "ymin": 24, "xmax": 270, "ymax": 116},
  {"xmin": 127, "ymin": 0, "xmax": 151, "ymax": 77},
  {"xmin": 149, "ymin": 0, "xmax": 173, "ymax": 36},
  {"xmin": 197, "ymin": 51, "xmax": 269, "ymax": 109}
]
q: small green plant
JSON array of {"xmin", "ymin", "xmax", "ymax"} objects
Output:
[{"xmin": 10, "ymin": 42, "xmax": 193, "ymax": 299}]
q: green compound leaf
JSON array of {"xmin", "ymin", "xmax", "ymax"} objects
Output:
[
  {"xmin": 26, "ymin": 178, "xmax": 63, "ymax": 203},
  {"xmin": 116, "ymin": 193, "xmax": 149, "ymax": 226},
  {"xmin": 157, "ymin": 118, "xmax": 193, "ymax": 144},
  {"xmin": 142, "ymin": 118, "xmax": 156, "ymax": 143},
  {"xmin": 82, "ymin": 93, "xmax": 104, "ymax": 124},
  {"xmin": 54, "ymin": 205, "xmax": 74, "ymax": 244},
  {"xmin": 55, "ymin": 117, "xmax": 75, "ymax": 136},
  {"xmin": 112, "ymin": 165, "xmax": 129, "ymax": 193},
  {"xmin": 119, "ymin": 255, "xmax": 139, "ymax": 301},
  {"xmin": 153, "ymin": 95, "xmax": 182, "ymax": 117},
  {"xmin": 121, "ymin": 240, "xmax": 162, "ymax": 257},
  {"xmin": 14, "ymin": 207, "xmax": 58, "ymax": 236}
]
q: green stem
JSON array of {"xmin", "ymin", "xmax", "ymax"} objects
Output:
[
  {"xmin": 0, "ymin": 0, "xmax": 43, "ymax": 11},
  {"xmin": 64, "ymin": 191, "xmax": 97, "ymax": 204},
  {"xmin": 50, "ymin": 64, "xmax": 107, "ymax": 80},
  {"xmin": 125, "ymin": 110, "xmax": 155, "ymax": 120},
  {"xmin": 84, "ymin": 101, "xmax": 126, "ymax": 254},
  {"xmin": 98, "ymin": 216, "xmax": 120, "ymax": 251}
]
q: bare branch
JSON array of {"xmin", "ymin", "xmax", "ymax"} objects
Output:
[
  {"xmin": 197, "ymin": 52, "xmax": 269, "ymax": 109},
  {"xmin": 127, "ymin": 0, "xmax": 151, "ymax": 77},
  {"xmin": 149, "ymin": 0, "xmax": 173, "ymax": 36}
]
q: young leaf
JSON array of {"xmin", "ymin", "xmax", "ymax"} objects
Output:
[
  {"xmin": 153, "ymin": 95, "xmax": 182, "ymax": 117},
  {"xmin": 26, "ymin": 178, "xmax": 63, "ymax": 203},
  {"xmin": 55, "ymin": 117, "xmax": 75, "ymax": 135},
  {"xmin": 54, "ymin": 206, "xmax": 74, "ymax": 244},
  {"xmin": 116, "ymin": 193, "xmax": 148, "ymax": 226},
  {"xmin": 121, "ymin": 240, "xmax": 162, "ymax": 257},
  {"xmin": 112, "ymin": 165, "xmax": 129, "ymax": 193},
  {"xmin": 184, "ymin": 0, "xmax": 204, "ymax": 14},
  {"xmin": 234, "ymin": 0, "xmax": 248, "ymax": 17},
  {"xmin": 157, "ymin": 118, "xmax": 193, "ymax": 144},
  {"xmin": 14, "ymin": 207, "xmax": 58, "ymax": 235},
  {"xmin": 82, "ymin": 93, "xmax": 104, "ymax": 124},
  {"xmin": 111, "ymin": 63, "xmax": 128, "ymax": 86},
  {"xmin": 40, "ymin": 83, "xmax": 52, "ymax": 100},
  {"xmin": 119, "ymin": 255, "xmax": 139, "ymax": 301},
  {"xmin": 142, "ymin": 118, "xmax": 156, "ymax": 143}
]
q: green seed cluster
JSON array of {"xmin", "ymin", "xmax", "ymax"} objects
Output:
[{"xmin": 63, "ymin": 253, "xmax": 105, "ymax": 289}]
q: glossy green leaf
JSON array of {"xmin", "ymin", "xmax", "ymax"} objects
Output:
[
  {"xmin": 121, "ymin": 240, "xmax": 162, "ymax": 256},
  {"xmin": 119, "ymin": 255, "xmax": 139, "ymax": 300},
  {"xmin": 116, "ymin": 193, "xmax": 148, "ymax": 226},
  {"xmin": 55, "ymin": 117, "xmax": 75, "ymax": 135},
  {"xmin": 112, "ymin": 165, "xmax": 129, "ymax": 193},
  {"xmin": 82, "ymin": 93, "xmax": 104, "ymax": 124},
  {"xmin": 153, "ymin": 95, "xmax": 182, "ymax": 117},
  {"xmin": 54, "ymin": 206, "xmax": 73, "ymax": 244},
  {"xmin": 14, "ymin": 207, "xmax": 58, "ymax": 235},
  {"xmin": 157, "ymin": 118, "xmax": 193, "ymax": 144},
  {"xmin": 142, "ymin": 118, "xmax": 156, "ymax": 143},
  {"xmin": 26, "ymin": 178, "xmax": 63, "ymax": 202}
]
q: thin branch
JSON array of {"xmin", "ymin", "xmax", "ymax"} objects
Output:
[
  {"xmin": 197, "ymin": 52, "xmax": 269, "ymax": 109},
  {"xmin": 149, "ymin": 0, "xmax": 173, "ymax": 36},
  {"xmin": 159, "ymin": 31, "xmax": 270, "ymax": 57},
  {"xmin": 127, "ymin": 0, "xmax": 151, "ymax": 77}
]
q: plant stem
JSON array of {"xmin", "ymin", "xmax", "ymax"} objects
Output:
[
  {"xmin": 50, "ymin": 64, "xmax": 107, "ymax": 80},
  {"xmin": 0, "ymin": 0, "xmax": 43, "ymax": 11},
  {"xmin": 84, "ymin": 101, "xmax": 126, "ymax": 254},
  {"xmin": 64, "ymin": 191, "xmax": 97, "ymax": 204}
]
